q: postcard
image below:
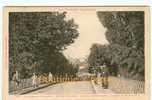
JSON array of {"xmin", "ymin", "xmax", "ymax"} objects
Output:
[{"xmin": 3, "ymin": 6, "xmax": 150, "ymax": 100}]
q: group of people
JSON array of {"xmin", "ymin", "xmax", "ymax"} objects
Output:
[
  {"xmin": 32, "ymin": 72, "xmax": 53, "ymax": 88},
  {"xmin": 12, "ymin": 71, "xmax": 53, "ymax": 88},
  {"xmin": 12, "ymin": 67, "xmax": 109, "ymax": 89},
  {"xmin": 96, "ymin": 64, "xmax": 109, "ymax": 89}
]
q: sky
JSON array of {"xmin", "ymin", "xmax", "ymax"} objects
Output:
[{"xmin": 63, "ymin": 10, "xmax": 109, "ymax": 61}]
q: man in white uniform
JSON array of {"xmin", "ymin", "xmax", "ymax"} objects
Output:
[
  {"xmin": 32, "ymin": 73, "xmax": 37, "ymax": 88},
  {"xmin": 49, "ymin": 72, "xmax": 53, "ymax": 83},
  {"xmin": 12, "ymin": 71, "xmax": 20, "ymax": 86}
]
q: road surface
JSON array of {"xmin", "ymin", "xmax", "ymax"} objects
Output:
[{"xmin": 26, "ymin": 81, "xmax": 114, "ymax": 95}]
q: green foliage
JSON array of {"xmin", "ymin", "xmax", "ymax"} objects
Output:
[
  {"xmin": 88, "ymin": 11, "xmax": 144, "ymax": 80},
  {"xmin": 88, "ymin": 44, "xmax": 118, "ymax": 76},
  {"xmin": 97, "ymin": 12, "xmax": 144, "ymax": 50},
  {"xmin": 37, "ymin": 52, "xmax": 79, "ymax": 76},
  {"xmin": 9, "ymin": 12, "xmax": 79, "ymax": 80}
]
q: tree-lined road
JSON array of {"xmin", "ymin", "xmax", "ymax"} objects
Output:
[{"xmin": 26, "ymin": 81, "xmax": 114, "ymax": 95}]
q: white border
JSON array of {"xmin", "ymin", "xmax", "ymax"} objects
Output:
[{"xmin": 0, "ymin": 0, "xmax": 151, "ymax": 100}]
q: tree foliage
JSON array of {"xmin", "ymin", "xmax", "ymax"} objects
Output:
[
  {"xmin": 88, "ymin": 11, "xmax": 144, "ymax": 80},
  {"xmin": 9, "ymin": 12, "xmax": 79, "ymax": 80}
]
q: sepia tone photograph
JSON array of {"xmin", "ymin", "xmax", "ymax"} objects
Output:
[{"xmin": 3, "ymin": 6, "xmax": 150, "ymax": 100}]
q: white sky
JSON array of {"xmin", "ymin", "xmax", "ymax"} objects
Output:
[{"xmin": 63, "ymin": 10, "xmax": 109, "ymax": 60}]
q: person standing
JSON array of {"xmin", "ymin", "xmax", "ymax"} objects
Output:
[
  {"xmin": 97, "ymin": 72, "xmax": 101, "ymax": 85},
  {"xmin": 49, "ymin": 72, "xmax": 53, "ymax": 83},
  {"xmin": 102, "ymin": 64, "xmax": 109, "ymax": 89},
  {"xmin": 12, "ymin": 71, "xmax": 19, "ymax": 88},
  {"xmin": 32, "ymin": 73, "xmax": 37, "ymax": 88}
]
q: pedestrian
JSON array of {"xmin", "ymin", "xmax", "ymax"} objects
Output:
[
  {"xmin": 32, "ymin": 73, "xmax": 37, "ymax": 88},
  {"xmin": 97, "ymin": 72, "xmax": 101, "ymax": 85},
  {"xmin": 102, "ymin": 64, "xmax": 109, "ymax": 89},
  {"xmin": 104, "ymin": 71, "xmax": 109, "ymax": 89},
  {"xmin": 49, "ymin": 72, "xmax": 53, "ymax": 83},
  {"xmin": 12, "ymin": 71, "xmax": 19, "ymax": 87}
]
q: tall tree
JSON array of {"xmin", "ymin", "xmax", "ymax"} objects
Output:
[
  {"xmin": 87, "ymin": 11, "xmax": 144, "ymax": 80},
  {"xmin": 96, "ymin": 11, "xmax": 144, "ymax": 80},
  {"xmin": 9, "ymin": 12, "xmax": 79, "ymax": 79}
]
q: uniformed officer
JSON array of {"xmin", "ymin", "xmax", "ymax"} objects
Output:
[
  {"xmin": 12, "ymin": 71, "xmax": 19, "ymax": 87},
  {"xmin": 32, "ymin": 73, "xmax": 37, "ymax": 88},
  {"xmin": 102, "ymin": 64, "xmax": 109, "ymax": 89},
  {"xmin": 48, "ymin": 72, "xmax": 53, "ymax": 83}
]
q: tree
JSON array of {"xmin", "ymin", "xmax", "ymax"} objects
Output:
[
  {"xmin": 96, "ymin": 11, "xmax": 144, "ymax": 80},
  {"xmin": 97, "ymin": 12, "xmax": 144, "ymax": 49},
  {"xmin": 9, "ymin": 12, "xmax": 79, "ymax": 79},
  {"xmin": 88, "ymin": 44, "xmax": 118, "ymax": 76}
]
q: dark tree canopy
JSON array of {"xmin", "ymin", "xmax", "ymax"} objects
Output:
[
  {"xmin": 97, "ymin": 11, "xmax": 144, "ymax": 50},
  {"xmin": 88, "ymin": 11, "xmax": 144, "ymax": 80},
  {"xmin": 9, "ymin": 12, "xmax": 79, "ymax": 79}
]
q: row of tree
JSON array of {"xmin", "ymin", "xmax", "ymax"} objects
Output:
[
  {"xmin": 9, "ymin": 12, "xmax": 79, "ymax": 80},
  {"xmin": 88, "ymin": 11, "xmax": 144, "ymax": 80}
]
